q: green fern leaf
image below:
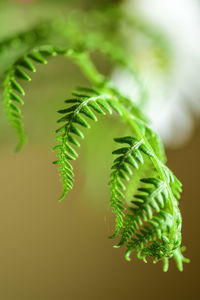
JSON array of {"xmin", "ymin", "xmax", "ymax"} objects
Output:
[
  {"xmin": 53, "ymin": 88, "xmax": 123, "ymax": 202},
  {"xmin": 2, "ymin": 45, "xmax": 68, "ymax": 151},
  {"xmin": 0, "ymin": 19, "xmax": 188, "ymax": 271},
  {"xmin": 117, "ymin": 177, "xmax": 168, "ymax": 246},
  {"xmin": 109, "ymin": 136, "xmax": 154, "ymax": 238}
]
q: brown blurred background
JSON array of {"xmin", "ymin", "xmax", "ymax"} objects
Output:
[{"xmin": 0, "ymin": 1, "xmax": 200, "ymax": 299}]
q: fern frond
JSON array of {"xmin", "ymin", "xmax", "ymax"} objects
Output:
[
  {"xmin": 2, "ymin": 45, "xmax": 67, "ymax": 151},
  {"xmin": 53, "ymin": 88, "xmax": 126, "ymax": 202},
  {"xmin": 0, "ymin": 14, "xmax": 188, "ymax": 272},
  {"xmin": 106, "ymin": 115, "xmax": 187, "ymax": 270},
  {"xmin": 3, "ymin": 70, "xmax": 26, "ymax": 152},
  {"xmin": 109, "ymin": 136, "xmax": 154, "ymax": 238},
  {"xmin": 117, "ymin": 177, "xmax": 169, "ymax": 246},
  {"xmin": 111, "ymin": 162, "xmax": 187, "ymax": 270}
]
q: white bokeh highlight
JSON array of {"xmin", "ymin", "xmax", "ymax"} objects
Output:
[{"xmin": 113, "ymin": 0, "xmax": 200, "ymax": 147}]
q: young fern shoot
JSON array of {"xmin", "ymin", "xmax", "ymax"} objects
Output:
[
  {"xmin": 0, "ymin": 18, "xmax": 189, "ymax": 272},
  {"xmin": 52, "ymin": 85, "xmax": 189, "ymax": 271}
]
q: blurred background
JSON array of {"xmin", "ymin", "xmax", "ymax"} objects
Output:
[{"xmin": 0, "ymin": 0, "xmax": 200, "ymax": 299}]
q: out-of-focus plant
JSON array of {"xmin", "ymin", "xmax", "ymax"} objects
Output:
[
  {"xmin": 0, "ymin": 2, "xmax": 190, "ymax": 271},
  {"xmin": 116, "ymin": 0, "xmax": 200, "ymax": 147}
]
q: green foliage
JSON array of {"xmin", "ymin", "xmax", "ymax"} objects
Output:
[
  {"xmin": 109, "ymin": 136, "xmax": 149, "ymax": 238},
  {"xmin": 0, "ymin": 8, "xmax": 189, "ymax": 272},
  {"xmin": 2, "ymin": 45, "xmax": 67, "ymax": 151},
  {"xmin": 53, "ymin": 87, "xmax": 114, "ymax": 201},
  {"xmin": 108, "ymin": 133, "xmax": 188, "ymax": 271}
]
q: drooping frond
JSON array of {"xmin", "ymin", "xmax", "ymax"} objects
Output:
[
  {"xmin": 52, "ymin": 83, "xmax": 189, "ymax": 270},
  {"xmin": 109, "ymin": 136, "xmax": 154, "ymax": 238},
  {"xmin": 53, "ymin": 87, "xmax": 125, "ymax": 202},
  {"xmin": 116, "ymin": 123, "xmax": 164, "ymax": 207},
  {"xmin": 3, "ymin": 71, "xmax": 26, "ymax": 152},
  {"xmin": 110, "ymin": 151, "xmax": 189, "ymax": 271},
  {"xmin": 0, "ymin": 11, "xmax": 189, "ymax": 272},
  {"xmin": 2, "ymin": 45, "xmax": 67, "ymax": 151}
]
